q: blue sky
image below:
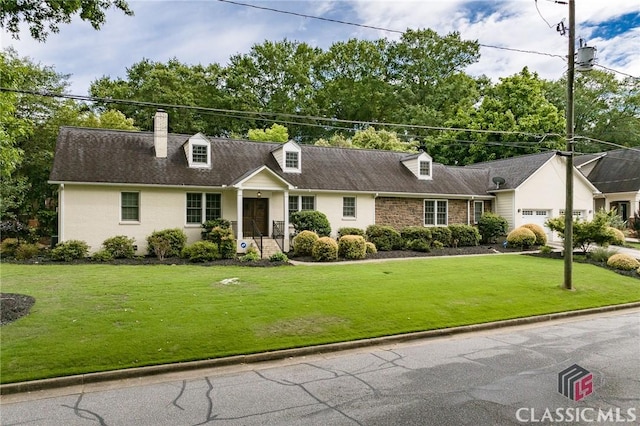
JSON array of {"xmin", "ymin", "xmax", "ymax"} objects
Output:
[{"xmin": 1, "ymin": 0, "xmax": 638, "ymax": 95}]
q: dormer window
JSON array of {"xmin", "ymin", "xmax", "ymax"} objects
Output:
[
  {"xmin": 192, "ymin": 145, "xmax": 208, "ymax": 164},
  {"xmin": 285, "ymin": 151, "xmax": 299, "ymax": 169},
  {"xmin": 401, "ymin": 151, "xmax": 433, "ymax": 180},
  {"xmin": 184, "ymin": 133, "xmax": 211, "ymax": 168},
  {"xmin": 273, "ymin": 140, "xmax": 302, "ymax": 173},
  {"xmin": 419, "ymin": 160, "xmax": 431, "ymax": 178}
]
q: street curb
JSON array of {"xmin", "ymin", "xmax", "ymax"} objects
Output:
[{"xmin": 2, "ymin": 302, "xmax": 639, "ymax": 395}]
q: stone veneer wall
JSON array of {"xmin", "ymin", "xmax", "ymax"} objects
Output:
[{"xmin": 376, "ymin": 197, "xmax": 485, "ymax": 229}]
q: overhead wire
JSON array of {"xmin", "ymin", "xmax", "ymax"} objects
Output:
[{"xmin": 0, "ymin": 87, "xmax": 563, "ymax": 140}]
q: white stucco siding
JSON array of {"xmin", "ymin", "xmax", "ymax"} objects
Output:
[
  {"xmin": 60, "ymin": 185, "xmax": 235, "ymax": 254},
  {"xmin": 514, "ymin": 156, "xmax": 596, "ymax": 241},
  {"xmin": 314, "ymin": 193, "xmax": 376, "ymax": 238}
]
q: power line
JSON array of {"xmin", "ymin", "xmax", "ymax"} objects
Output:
[
  {"xmin": 217, "ymin": 0, "xmax": 566, "ymax": 60},
  {"xmin": 593, "ymin": 64, "xmax": 639, "ymax": 80},
  {"xmin": 574, "ymin": 136, "xmax": 640, "ymax": 153},
  {"xmin": 1, "ymin": 87, "xmax": 563, "ymax": 139}
]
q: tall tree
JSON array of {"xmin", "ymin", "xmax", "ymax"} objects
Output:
[
  {"xmin": 426, "ymin": 68, "xmax": 565, "ymax": 165},
  {"xmin": 247, "ymin": 123, "xmax": 289, "ymax": 143},
  {"xmin": 90, "ymin": 58, "xmax": 228, "ymax": 135},
  {"xmin": 543, "ymin": 70, "xmax": 640, "ymax": 152},
  {"xmin": 1, "ymin": 0, "xmax": 133, "ymax": 41}
]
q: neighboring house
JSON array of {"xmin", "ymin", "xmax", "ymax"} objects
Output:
[
  {"xmin": 466, "ymin": 152, "xmax": 600, "ymax": 241},
  {"xmin": 48, "ymin": 111, "xmax": 598, "ymax": 255},
  {"xmin": 576, "ymin": 148, "xmax": 640, "ymax": 222}
]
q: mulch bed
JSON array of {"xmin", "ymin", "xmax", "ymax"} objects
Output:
[{"xmin": 1, "ymin": 293, "xmax": 35, "ymax": 326}]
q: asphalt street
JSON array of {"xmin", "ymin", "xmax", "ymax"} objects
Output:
[{"xmin": 1, "ymin": 309, "xmax": 639, "ymax": 425}]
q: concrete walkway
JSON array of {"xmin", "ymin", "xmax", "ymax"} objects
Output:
[{"xmin": 547, "ymin": 239, "xmax": 640, "ymax": 259}]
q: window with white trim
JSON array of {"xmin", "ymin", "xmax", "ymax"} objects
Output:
[
  {"xmin": 189, "ymin": 143, "xmax": 210, "ymax": 168},
  {"xmin": 288, "ymin": 195, "xmax": 315, "ymax": 219},
  {"xmin": 424, "ymin": 200, "xmax": 447, "ymax": 226},
  {"xmin": 343, "ymin": 197, "xmax": 356, "ymax": 218},
  {"xmin": 474, "ymin": 201, "xmax": 484, "ymax": 224},
  {"xmin": 121, "ymin": 192, "xmax": 140, "ymax": 222},
  {"xmin": 285, "ymin": 151, "xmax": 299, "ymax": 169},
  {"xmin": 419, "ymin": 160, "xmax": 432, "ymax": 178},
  {"xmin": 186, "ymin": 193, "xmax": 221, "ymax": 224}
]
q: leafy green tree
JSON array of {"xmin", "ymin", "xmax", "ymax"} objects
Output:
[
  {"xmin": 315, "ymin": 127, "xmax": 416, "ymax": 152},
  {"xmin": 543, "ymin": 70, "xmax": 640, "ymax": 151},
  {"xmin": 1, "ymin": 0, "xmax": 133, "ymax": 41},
  {"xmin": 247, "ymin": 123, "xmax": 288, "ymax": 143},
  {"xmin": 426, "ymin": 68, "xmax": 565, "ymax": 165},
  {"xmin": 90, "ymin": 58, "xmax": 228, "ymax": 135}
]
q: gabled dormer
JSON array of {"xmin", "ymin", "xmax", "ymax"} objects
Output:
[
  {"xmin": 183, "ymin": 133, "xmax": 211, "ymax": 168},
  {"xmin": 402, "ymin": 151, "xmax": 433, "ymax": 180},
  {"xmin": 272, "ymin": 140, "xmax": 302, "ymax": 173}
]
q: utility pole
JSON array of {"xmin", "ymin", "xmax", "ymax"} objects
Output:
[{"xmin": 564, "ymin": 0, "xmax": 575, "ymax": 290}]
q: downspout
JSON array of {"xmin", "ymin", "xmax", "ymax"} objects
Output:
[{"xmin": 58, "ymin": 183, "xmax": 64, "ymax": 242}]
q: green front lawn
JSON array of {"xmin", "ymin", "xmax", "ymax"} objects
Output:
[{"xmin": 1, "ymin": 255, "xmax": 638, "ymax": 384}]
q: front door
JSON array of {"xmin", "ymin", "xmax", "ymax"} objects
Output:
[{"xmin": 243, "ymin": 198, "xmax": 268, "ymax": 237}]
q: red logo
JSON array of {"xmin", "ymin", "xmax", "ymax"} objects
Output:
[{"xmin": 558, "ymin": 364, "xmax": 593, "ymax": 401}]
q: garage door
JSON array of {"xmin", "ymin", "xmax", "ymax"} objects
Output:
[{"xmin": 522, "ymin": 210, "xmax": 553, "ymax": 240}]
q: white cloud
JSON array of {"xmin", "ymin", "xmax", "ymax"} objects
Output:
[{"xmin": 1, "ymin": 0, "xmax": 637, "ymax": 96}]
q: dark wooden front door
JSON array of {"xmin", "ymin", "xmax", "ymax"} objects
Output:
[{"xmin": 243, "ymin": 198, "xmax": 268, "ymax": 237}]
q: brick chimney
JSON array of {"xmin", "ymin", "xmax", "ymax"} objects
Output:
[{"xmin": 154, "ymin": 110, "xmax": 168, "ymax": 158}]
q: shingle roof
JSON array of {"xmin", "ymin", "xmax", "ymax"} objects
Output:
[
  {"xmin": 583, "ymin": 149, "xmax": 640, "ymax": 193},
  {"xmin": 465, "ymin": 151, "xmax": 557, "ymax": 190},
  {"xmin": 49, "ymin": 126, "xmax": 495, "ymax": 196}
]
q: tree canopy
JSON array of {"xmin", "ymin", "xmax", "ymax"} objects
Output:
[{"xmin": 1, "ymin": 0, "xmax": 133, "ymax": 42}]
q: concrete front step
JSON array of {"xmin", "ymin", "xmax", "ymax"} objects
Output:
[{"xmin": 253, "ymin": 238, "xmax": 283, "ymax": 258}]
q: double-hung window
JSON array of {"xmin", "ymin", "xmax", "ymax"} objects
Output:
[
  {"xmin": 288, "ymin": 195, "xmax": 315, "ymax": 219},
  {"xmin": 285, "ymin": 151, "xmax": 299, "ymax": 169},
  {"xmin": 186, "ymin": 193, "xmax": 222, "ymax": 224},
  {"xmin": 424, "ymin": 200, "xmax": 447, "ymax": 226},
  {"xmin": 343, "ymin": 197, "xmax": 356, "ymax": 218},
  {"xmin": 474, "ymin": 201, "xmax": 484, "ymax": 224},
  {"xmin": 121, "ymin": 192, "xmax": 140, "ymax": 222}
]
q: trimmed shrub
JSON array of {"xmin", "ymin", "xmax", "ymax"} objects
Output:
[
  {"xmin": 507, "ymin": 227, "xmax": 536, "ymax": 248},
  {"xmin": 50, "ymin": 240, "xmax": 89, "ymax": 261},
  {"xmin": 293, "ymin": 230, "xmax": 319, "ymax": 256},
  {"xmin": 290, "ymin": 210, "xmax": 331, "ymax": 237},
  {"xmin": 312, "ymin": 237, "xmax": 338, "ymax": 262},
  {"xmin": 448, "ymin": 224, "xmax": 480, "ymax": 247},
  {"xmin": 521, "ymin": 223, "xmax": 547, "ymax": 246},
  {"xmin": 92, "ymin": 249, "xmax": 114, "ymax": 262},
  {"xmin": 400, "ymin": 227, "xmax": 431, "ymax": 245},
  {"xmin": 406, "ymin": 239, "xmax": 430, "ymax": 252},
  {"xmin": 201, "ymin": 218, "xmax": 232, "ymax": 237},
  {"xmin": 102, "ymin": 235, "xmax": 136, "ymax": 258},
  {"xmin": 181, "ymin": 241, "xmax": 221, "ymax": 262},
  {"xmin": 240, "ymin": 246, "xmax": 260, "ymax": 262},
  {"xmin": 337, "ymin": 227, "xmax": 365, "ymax": 239},
  {"xmin": 147, "ymin": 228, "xmax": 187, "ymax": 258},
  {"xmin": 15, "ymin": 243, "xmax": 40, "ymax": 260},
  {"xmin": 607, "ymin": 227, "xmax": 625, "ymax": 246},
  {"xmin": 430, "ymin": 227, "xmax": 452, "ymax": 247},
  {"xmin": 478, "ymin": 212, "xmax": 508, "ymax": 243},
  {"xmin": 589, "ymin": 247, "xmax": 618, "ymax": 263},
  {"xmin": 365, "ymin": 241, "xmax": 377, "ymax": 254},
  {"xmin": 539, "ymin": 245, "xmax": 552, "ymax": 255},
  {"xmin": 269, "ymin": 252, "xmax": 289, "ymax": 262},
  {"xmin": 205, "ymin": 226, "xmax": 236, "ymax": 259},
  {"xmin": 338, "ymin": 235, "xmax": 366, "ymax": 260},
  {"xmin": 0, "ymin": 238, "xmax": 20, "ymax": 257},
  {"xmin": 606, "ymin": 253, "xmax": 640, "ymax": 271},
  {"xmin": 366, "ymin": 225, "xmax": 403, "ymax": 251},
  {"xmin": 432, "ymin": 240, "xmax": 444, "ymax": 250}
]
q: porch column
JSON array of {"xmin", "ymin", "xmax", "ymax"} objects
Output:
[
  {"xmin": 283, "ymin": 189, "xmax": 290, "ymax": 252},
  {"xmin": 236, "ymin": 188, "xmax": 243, "ymax": 252}
]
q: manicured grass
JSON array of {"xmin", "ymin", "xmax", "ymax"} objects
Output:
[
  {"xmin": 1, "ymin": 255, "xmax": 638, "ymax": 384},
  {"xmin": 625, "ymin": 241, "xmax": 640, "ymax": 250}
]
